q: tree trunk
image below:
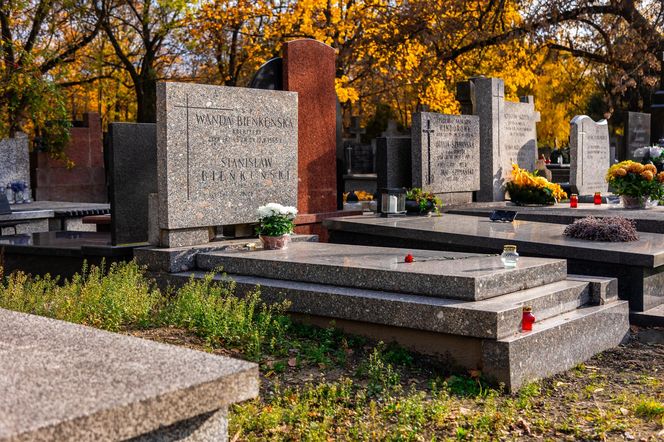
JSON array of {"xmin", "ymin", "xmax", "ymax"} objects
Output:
[{"xmin": 135, "ymin": 70, "xmax": 157, "ymax": 123}]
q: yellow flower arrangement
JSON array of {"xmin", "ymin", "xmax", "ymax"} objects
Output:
[
  {"xmin": 605, "ymin": 160, "xmax": 664, "ymax": 200},
  {"xmin": 506, "ymin": 164, "xmax": 567, "ymax": 204}
]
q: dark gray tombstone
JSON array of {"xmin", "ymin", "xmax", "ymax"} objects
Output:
[
  {"xmin": 624, "ymin": 111, "xmax": 651, "ymax": 160},
  {"xmin": 247, "ymin": 58, "xmax": 283, "ymax": 90},
  {"xmin": 108, "ymin": 123, "xmax": 157, "ymax": 245},
  {"xmin": 376, "ymin": 137, "xmax": 412, "ymax": 189}
]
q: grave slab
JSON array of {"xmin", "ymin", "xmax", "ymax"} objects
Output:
[
  {"xmin": 444, "ymin": 201, "xmax": 664, "ymax": 234},
  {"xmin": 197, "ymin": 242, "xmax": 567, "ymax": 301},
  {"xmin": 0, "ymin": 308, "xmax": 257, "ymax": 441},
  {"xmin": 324, "ymin": 214, "xmax": 664, "ymax": 314}
]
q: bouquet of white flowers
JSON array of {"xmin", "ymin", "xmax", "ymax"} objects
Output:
[{"xmin": 256, "ymin": 203, "xmax": 298, "ymax": 237}]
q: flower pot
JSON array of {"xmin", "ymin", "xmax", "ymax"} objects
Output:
[
  {"xmin": 260, "ymin": 234, "xmax": 291, "ymax": 250},
  {"xmin": 620, "ymin": 195, "xmax": 650, "ymax": 209},
  {"xmin": 405, "ymin": 200, "xmax": 434, "ymax": 215}
]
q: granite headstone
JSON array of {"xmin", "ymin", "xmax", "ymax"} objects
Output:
[
  {"xmin": 625, "ymin": 111, "xmax": 651, "ymax": 160},
  {"xmin": 156, "ymin": 82, "xmax": 298, "ymax": 245},
  {"xmin": 570, "ymin": 115, "xmax": 610, "ymax": 195},
  {"xmin": 411, "ymin": 112, "xmax": 480, "ymax": 193},
  {"xmin": 0, "ymin": 133, "xmax": 29, "ymax": 189},
  {"xmin": 457, "ymin": 77, "xmax": 540, "ymax": 201},
  {"xmin": 108, "ymin": 123, "xmax": 157, "ymax": 245},
  {"xmin": 375, "ymin": 137, "xmax": 412, "ymax": 189}
]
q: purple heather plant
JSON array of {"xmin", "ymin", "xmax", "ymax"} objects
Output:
[{"xmin": 563, "ymin": 216, "xmax": 639, "ymax": 242}]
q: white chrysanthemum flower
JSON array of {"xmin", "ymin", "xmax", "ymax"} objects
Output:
[{"xmin": 283, "ymin": 206, "xmax": 298, "ymax": 216}]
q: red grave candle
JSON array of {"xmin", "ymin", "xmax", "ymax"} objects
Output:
[
  {"xmin": 522, "ymin": 307, "xmax": 536, "ymax": 331},
  {"xmin": 594, "ymin": 192, "xmax": 602, "ymax": 205},
  {"xmin": 570, "ymin": 194, "xmax": 578, "ymax": 208}
]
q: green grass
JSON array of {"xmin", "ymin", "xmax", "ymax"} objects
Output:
[{"xmin": 1, "ymin": 261, "xmax": 662, "ymax": 440}]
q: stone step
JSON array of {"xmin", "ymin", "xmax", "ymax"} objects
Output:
[
  {"xmin": 482, "ymin": 301, "xmax": 629, "ymax": 391},
  {"xmin": 197, "ymin": 242, "xmax": 567, "ymax": 301},
  {"xmin": 172, "ymin": 271, "xmax": 594, "ymax": 340}
]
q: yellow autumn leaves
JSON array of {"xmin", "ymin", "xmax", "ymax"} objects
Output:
[
  {"xmin": 509, "ymin": 164, "xmax": 568, "ymax": 201},
  {"xmin": 606, "ymin": 161, "xmax": 664, "ymax": 183}
]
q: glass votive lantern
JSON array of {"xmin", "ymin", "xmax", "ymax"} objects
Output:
[
  {"xmin": 501, "ymin": 244, "xmax": 519, "ymax": 268},
  {"xmin": 380, "ymin": 188, "xmax": 406, "ymax": 217}
]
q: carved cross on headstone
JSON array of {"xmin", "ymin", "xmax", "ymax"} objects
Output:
[
  {"xmin": 422, "ymin": 120, "xmax": 435, "ymax": 185},
  {"xmin": 348, "ymin": 116, "xmax": 366, "ymax": 144}
]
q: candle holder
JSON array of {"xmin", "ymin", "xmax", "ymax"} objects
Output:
[{"xmin": 379, "ymin": 188, "xmax": 406, "ymax": 217}]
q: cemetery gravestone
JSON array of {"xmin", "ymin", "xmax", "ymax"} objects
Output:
[
  {"xmin": 570, "ymin": 115, "xmax": 610, "ymax": 196},
  {"xmin": 0, "ymin": 133, "xmax": 29, "ymax": 190},
  {"xmin": 156, "ymin": 82, "xmax": 298, "ymax": 247},
  {"xmin": 283, "ymin": 39, "xmax": 337, "ymax": 215},
  {"xmin": 625, "ymin": 111, "xmax": 652, "ymax": 160},
  {"xmin": 411, "ymin": 112, "xmax": 480, "ymax": 194},
  {"xmin": 375, "ymin": 137, "xmax": 412, "ymax": 189},
  {"xmin": 108, "ymin": 123, "xmax": 157, "ymax": 245},
  {"xmin": 457, "ymin": 77, "xmax": 540, "ymax": 201}
]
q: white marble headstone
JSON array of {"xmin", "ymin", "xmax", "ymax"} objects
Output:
[{"xmin": 570, "ymin": 115, "xmax": 610, "ymax": 195}]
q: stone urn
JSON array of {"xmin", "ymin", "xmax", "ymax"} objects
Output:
[
  {"xmin": 260, "ymin": 234, "xmax": 291, "ymax": 250},
  {"xmin": 621, "ymin": 195, "xmax": 650, "ymax": 210}
]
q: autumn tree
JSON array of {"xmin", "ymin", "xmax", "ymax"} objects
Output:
[
  {"xmin": 93, "ymin": 0, "xmax": 189, "ymax": 123},
  {"xmin": 0, "ymin": 0, "xmax": 100, "ymax": 151}
]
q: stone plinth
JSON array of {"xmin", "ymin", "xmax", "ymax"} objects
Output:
[
  {"xmin": 108, "ymin": 123, "xmax": 157, "ymax": 245},
  {"xmin": 0, "ymin": 308, "xmax": 258, "ymax": 441},
  {"xmin": 570, "ymin": 115, "xmax": 610, "ymax": 196},
  {"xmin": 0, "ymin": 133, "xmax": 29, "ymax": 189},
  {"xmin": 156, "ymin": 81, "xmax": 298, "ymax": 246},
  {"xmin": 34, "ymin": 113, "xmax": 106, "ymax": 203},
  {"xmin": 283, "ymin": 39, "xmax": 338, "ymax": 216}
]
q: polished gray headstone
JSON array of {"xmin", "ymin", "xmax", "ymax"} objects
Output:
[
  {"xmin": 411, "ymin": 112, "xmax": 480, "ymax": 193},
  {"xmin": 108, "ymin": 123, "xmax": 157, "ymax": 245},
  {"xmin": 156, "ymin": 82, "xmax": 298, "ymax": 231},
  {"xmin": 570, "ymin": 115, "xmax": 610, "ymax": 195}
]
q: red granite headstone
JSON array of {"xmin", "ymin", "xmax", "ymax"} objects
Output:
[
  {"xmin": 283, "ymin": 39, "xmax": 337, "ymax": 215},
  {"xmin": 33, "ymin": 112, "xmax": 107, "ymax": 203}
]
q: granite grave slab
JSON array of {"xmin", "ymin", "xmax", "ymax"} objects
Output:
[
  {"xmin": 570, "ymin": 115, "xmax": 610, "ymax": 195},
  {"xmin": 197, "ymin": 242, "xmax": 567, "ymax": 301},
  {"xmin": 156, "ymin": 81, "xmax": 298, "ymax": 244},
  {"xmin": 411, "ymin": 112, "xmax": 480, "ymax": 194},
  {"xmin": 324, "ymin": 214, "xmax": 664, "ymax": 313}
]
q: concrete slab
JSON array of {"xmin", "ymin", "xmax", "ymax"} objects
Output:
[{"xmin": 0, "ymin": 308, "xmax": 258, "ymax": 441}]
